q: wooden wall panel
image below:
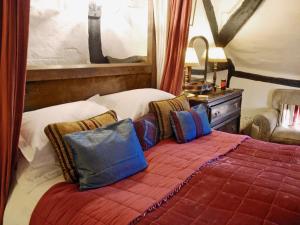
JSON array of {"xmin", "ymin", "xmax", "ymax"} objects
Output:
[{"xmin": 25, "ymin": 64, "xmax": 152, "ymax": 111}]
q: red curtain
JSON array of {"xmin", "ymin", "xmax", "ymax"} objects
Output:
[
  {"xmin": 0, "ymin": 1, "xmax": 30, "ymax": 223},
  {"xmin": 160, "ymin": 0, "xmax": 192, "ymax": 95}
]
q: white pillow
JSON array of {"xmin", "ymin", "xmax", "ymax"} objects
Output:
[
  {"xmin": 88, "ymin": 88, "xmax": 175, "ymax": 120},
  {"xmin": 19, "ymin": 101, "xmax": 110, "ymax": 168},
  {"xmin": 15, "ymin": 155, "xmax": 63, "ymax": 192}
]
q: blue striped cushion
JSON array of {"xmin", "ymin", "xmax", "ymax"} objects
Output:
[{"xmin": 170, "ymin": 104, "xmax": 211, "ymax": 143}]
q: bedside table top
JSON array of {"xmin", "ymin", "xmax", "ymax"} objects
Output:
[{"xmin": 187, "ymin": 88, "xmax": 243, "ymax": 105}]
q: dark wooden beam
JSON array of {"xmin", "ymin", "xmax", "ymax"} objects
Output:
[
  {"xmin": 88, "ymin": 2, "xmax": 107, "ymax": 63},
  {"xmin": 218, "ymin": 0, "xmax": 264, "ymax": 47},
  {"xmin": 227, "ymin": 58, "xmax": 235, "ymax": 87},
  {"xmin": 229, "ymin": 70, "xmax": 300, "ymax": 88},
  {"xmin": 202, "ymin": 0, "xmax": 219, "ymax": 46}
]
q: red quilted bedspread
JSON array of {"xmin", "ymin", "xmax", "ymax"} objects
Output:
[
  {"xmin": 30, "ymin": 131, "xmax": 246, "ymax": 225},
  {"xmin": 138, "ymin": 139, "xmax": 300, "ymax": 225},
  {"xmin": 30, "ymin": 132, "xmax": 300, "ymax": 225}
]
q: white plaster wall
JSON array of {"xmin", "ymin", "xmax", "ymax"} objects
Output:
[
  {"xmin": 101, "ymin": 0, "xmax": 148, "ymax": 58},
  {"xmin": 28, "ymin": 0, "xmax": 148, "ymax": 66},
  {"xmin": 28, "ymin": 0, "xmax": 90, "ymax": 65}
]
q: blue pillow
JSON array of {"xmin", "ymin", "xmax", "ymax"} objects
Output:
[
  {"xmin": 63, "ymin": 119, "xmax": 148, "ymax": 190},
  {"xmin": 170, "ymin": 104, "xmax": 211, "ymax": 143}
]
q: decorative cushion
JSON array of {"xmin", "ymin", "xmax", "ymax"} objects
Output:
[
  {"xmin": 63, "ymin": 119, "xmax": 148, "ymax": 190},
  {"xmin": 44, "ymin": 110, "xmax": 117, "ymax": 183},
  {"xmin": 134, "ymin": 113, "xmax": 158, "ymax": 151},
  {"xmin": 279, "ymin": 103, "xmax": 300, "ymax": 129},
  {"xmin": 149, "ymin": 94, "xmax": 190, "ymax": 140},
  {"xmin": 170, "ymin": 104, "xmax": 212, "ymax": 143}
]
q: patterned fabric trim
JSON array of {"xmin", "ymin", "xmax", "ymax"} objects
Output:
[{"xmin": 44, "ymin": 110, "xmax": 117, "ymax": 182}]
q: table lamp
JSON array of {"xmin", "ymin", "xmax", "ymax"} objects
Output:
[
  {"xmin": 184, "ymin": 47, "xmax": 199, "ymax": 84},
  {"xmin": 207, "ymin": 47, "xmax": 227, "ymax": 87}
]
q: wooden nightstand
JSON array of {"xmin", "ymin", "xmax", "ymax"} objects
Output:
[{"xmin": 188, "ymin": 88, "xmax": 243, "ymax": 134}]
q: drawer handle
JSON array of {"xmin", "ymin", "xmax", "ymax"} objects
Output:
[{"xmin": 214, "ymin": 111, "xmax": 220, "ymax": 116}]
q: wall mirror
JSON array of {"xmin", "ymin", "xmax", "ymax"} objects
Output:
[
  {"xmin": 28, "ymin": 0, "xmax": 149, "ymax": 66},
  {"xmin": 188, "ymin": 36, "xmax": 209, "ymax": 81}
]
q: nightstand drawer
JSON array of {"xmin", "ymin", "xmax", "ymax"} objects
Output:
[
  {"xmin": 210, "ymin": 97, "xmax": 241, "ymax": 124},
  {"xmin": 215, "ymin": 117, "xmax": 239, "ymax": 134}
]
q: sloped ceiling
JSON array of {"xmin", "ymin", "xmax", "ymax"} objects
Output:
[
  {"xmin": 195, "ymin": 0, "xmax": 300, "ymax": 79},
  {"xmin": 225, "ymin": 0, "xmax": 300, "ymax": 79},
  {"xmin": 211, "ymin": 0, "xmax": 243, "ymax": 32}
]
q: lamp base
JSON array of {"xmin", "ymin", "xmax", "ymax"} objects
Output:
[
  {"xmin": 213, "ymin": 62, "xmax": 218, "ymax": 87},
  {"xmin": 184, "ymin": 66, "xmax": 192, "ymax": 84}
]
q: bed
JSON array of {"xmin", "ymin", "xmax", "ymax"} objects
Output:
[{"xmin": 4, "ymin": 68, "xmax": 300, "ymax": 225}]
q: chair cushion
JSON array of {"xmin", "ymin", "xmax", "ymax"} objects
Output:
[{"xmin": 270, "ymin": 126, "xmax": 300, "ymax": 145}]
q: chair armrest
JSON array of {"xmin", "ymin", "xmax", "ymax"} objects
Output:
[{"xmin": 251, "ymin": 109, "xmax": 279, "ymax": 141}]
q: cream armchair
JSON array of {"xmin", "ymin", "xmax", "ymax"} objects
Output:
[{"xmin": 251, "ymin": 89, "xmax": 300, "ymax": 145}]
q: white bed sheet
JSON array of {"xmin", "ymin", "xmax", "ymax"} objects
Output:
[{"xmin": 3, "ymin": 159, "xmax": 64, "ymax": 225}]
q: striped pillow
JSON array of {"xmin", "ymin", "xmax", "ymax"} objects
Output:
[
  {"xmin": 149, "ymin": 94, "xmax": 190, "ymax": 140},
  {"xmin": 170, "ymin": 104, "xmax": 211, "ymax": 143},
  {"xmin": 279, "ymin": 104, "xmax": 300, "ymax": 129},
  {"xmin": 134, "ymin": 113, "xmax": 158, "ymax": 151},
  {"xmin": 44, "ymin": 110, "xmax": 117, "ymax": 182}
]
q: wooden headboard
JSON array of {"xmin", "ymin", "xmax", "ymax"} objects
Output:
[{"xmin": 25, "ymin": 63, "xmax": 155, "ymax": 111}]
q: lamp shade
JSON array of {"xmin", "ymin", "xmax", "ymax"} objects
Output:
[
  {"xmin": 185, "ymin": 47, "xmax": 199, "ymax": 66},
  {"xmin": 207, "ymin": 47, "xmax": 227, "ymax": 63}
]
